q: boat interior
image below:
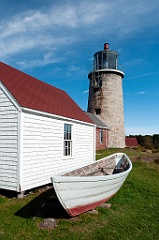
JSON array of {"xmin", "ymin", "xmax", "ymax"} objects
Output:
[{"xmin": 63, "ymin": 155, "xmax": 130, "ymax": 177}]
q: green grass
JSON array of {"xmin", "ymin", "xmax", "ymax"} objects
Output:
[
  {"xmin": 96, "ymin": 147, "xmax": 148, "ymax": 160},
  {"xmin": 0, "ymin": 149, "xmax": 159, "ymax": 240}
]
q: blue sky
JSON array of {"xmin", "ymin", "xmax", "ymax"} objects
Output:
[{"xmin": 0, "ymin": 0, "xmax": 159, "ymax": 135}]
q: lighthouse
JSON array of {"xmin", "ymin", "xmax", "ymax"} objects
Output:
[{"xmin": 87, "ymin": 43, "xmax": 125, "ymax": 148}]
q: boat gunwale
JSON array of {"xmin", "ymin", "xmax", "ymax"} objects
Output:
[
  {"xmin": 51, "ymin": 168, "xmax": 131, "ymax": 183},
  {"xmin": 51, "ymin": 153, "xmax": 132, "ymax": 217},
  {"xmin": 51, "ymin": 153, "xmax": 132, "ymax": 183}
]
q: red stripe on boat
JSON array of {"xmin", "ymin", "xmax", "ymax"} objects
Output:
[{"xmin": 66, "ymin": 194, "xmax": 115, "ymax": 217}]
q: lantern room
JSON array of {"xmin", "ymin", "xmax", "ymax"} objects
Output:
[{"xmin": 93, "ymin": 43, "xmax": 119, "ymax": 71}]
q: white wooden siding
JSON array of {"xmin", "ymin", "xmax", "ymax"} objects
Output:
[
  {"xmin": 0, "ymin": 87, "xmax": 18, "ymax": 191},
  {"xmin": 21, "ymin": 111, "xmax": 95, "ymax": 192},
  {"xmin": 73, "ymin": 123, "xmax": 95, "ymax": 166}
]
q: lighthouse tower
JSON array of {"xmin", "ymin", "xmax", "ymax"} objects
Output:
[{"xmin": 87, "ymin": 43, "xmax": 125, "ymax": 148}]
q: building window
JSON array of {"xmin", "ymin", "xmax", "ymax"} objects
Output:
[
  {"xmin": 100, "ymin": 129, "xmax": 103, "ymax": 143},
  {"xmin": 64, "ymin": 124, "xmax": 72, "ymax": 156}
]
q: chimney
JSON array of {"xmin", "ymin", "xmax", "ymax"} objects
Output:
[{"xmin": 104, "ymin": 43, "xmax": 109, "ymax": 51}]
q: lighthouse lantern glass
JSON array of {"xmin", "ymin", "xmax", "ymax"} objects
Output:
[{"xmin": 93, "ymin": 51, "xmax": 118, "ymax": 71}]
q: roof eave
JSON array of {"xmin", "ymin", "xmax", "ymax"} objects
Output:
[{"xmin": 21, "ymin": 107, "xmax": 96, "ymax": 127}]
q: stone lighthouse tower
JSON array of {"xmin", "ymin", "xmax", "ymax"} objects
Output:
[{"xmin": 87, "ymin": 43, "xmax": 125, "ymax": 148}]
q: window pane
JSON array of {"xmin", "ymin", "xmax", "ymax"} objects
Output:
[
  {"xmin": 64, "ymin": 131, "xmax": 67, "ymax": 140},
  {"xmin": 64, "ymin": 124, "xmax": 72, "ymax": 156},
  {"xmin": 64, "ymin": 124, "xmax": 67, "ymax": 132},
  {"xmin": 100, "ymin": 130, "xmax": 103, "ymax": 143},
  {"xmin": 64, "ymin": 148, "xmax": 67, "ymax": 156},
  {"xmin": 68, "ymin": 132, "xmax": 71, "ymax": 140},
  {"xmin": 64, "ymin": 124, "xmax": 72, "ymax": 139}
]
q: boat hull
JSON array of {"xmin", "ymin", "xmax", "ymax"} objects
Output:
[
  {"xmin": 67, "ymin": 193, "xmax": 115, "ymax": 217},
  {"xmin": 51, "ymin": 153, "xmax": 132, "ymax": 217}
]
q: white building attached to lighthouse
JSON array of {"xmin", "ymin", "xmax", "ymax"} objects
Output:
[{"xmin": 0, "ymin": 62, "xmax": 95, "ymax": 194}]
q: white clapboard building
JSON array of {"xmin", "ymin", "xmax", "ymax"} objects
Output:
[{"xmin": 0, "ymin": 62, "xmax": 95, "ymax": 194}]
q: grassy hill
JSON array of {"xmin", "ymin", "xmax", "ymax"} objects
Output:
[{"xmin": 0, "ymin": 148, "xmax": 159, "ymax": 240}]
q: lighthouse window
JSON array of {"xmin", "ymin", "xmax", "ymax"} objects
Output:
[
  {"xmin": 64, "ymin": 124, "xmax": 72, "ymax": 156},
  {"xmin": 95, "ymin": 109, "xmax": 101, "ymax": 115}
]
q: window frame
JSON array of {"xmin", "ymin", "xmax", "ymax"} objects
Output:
[
  {"xmin": 63, "ymin": 123, "xmax": 73, "ymax": 157},
  {"xmin": 100, "ymin": 129, "xmax": 103, "ymax": 143}
]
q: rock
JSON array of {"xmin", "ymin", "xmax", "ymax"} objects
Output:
[
  {"xmin": 88, "ymin": 209, "xmax": 99, "ymax": 214},
  {"xmin": 17, "ymin": 191, "xmax": 25, "ymax": 199},
  {"xmin": 69, "ymin": 217, "xmax": 80, "ymax": 222},
  {"xmin": 146, "ymin": 149, "xmax": 152, "ymax": 154},
  {"xmin": 39, "ymin": 218, "xmax": 57, "ymax": 230},
  {"xmin": 99, "ymin": 203, "xmax": 112, "ymax": 209}
]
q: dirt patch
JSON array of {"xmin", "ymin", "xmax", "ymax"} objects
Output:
[{"xmin": 131, "ymin": 153, "xmax": 159, "ymax": 163}]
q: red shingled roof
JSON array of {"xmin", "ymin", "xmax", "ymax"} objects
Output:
[
  {"xmin": 0, "ymin": 61, "xmax": 92, "ymax": 124},
  {"xmin": 125, "ymin": 137, "xmax": 138, "ymax": 147}
]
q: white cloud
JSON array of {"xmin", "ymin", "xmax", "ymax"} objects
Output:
[
  {"xmin": 127, "ymin": 72, "xmax": 159, "ymax": 80},
  {"xmin": 137, "ymin": 92, "xmax": 145, "ymax": 95},
  {"xmin": 124, "ymin": 59, "xmax": 143, "ymax": 67},
  {"xmin": 83, "ymin": 90, "xmax": 89, "ymax": 94},
  {"xmin": 0, "ymin": 2, "xmax": 106, "ymax": 42},
  {"xmin": 77, "ymin": 2, "xmax": 110, "ymax": 25},
  {"xmin": 1, "ymin": 0, "xmax": 159, "ymax": 66},
  {"xmin": 16, "ymin": 52, "xmax": 64, "ymax": 69}
]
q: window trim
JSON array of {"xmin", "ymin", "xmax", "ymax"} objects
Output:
[
  {"xmin": 100, "ymin": 129, "xmax": 103, "ymax": 143},
  {"xmin": 63, "ymin": 123, "xmax": 73, "ymax": 157}
]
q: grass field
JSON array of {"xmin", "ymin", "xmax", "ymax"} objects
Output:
[{"xmin": 0, "ymin": 149, "xmax": 159, "ymax": 240}]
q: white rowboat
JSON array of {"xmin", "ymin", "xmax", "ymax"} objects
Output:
[{"xmin": 51, "ymin": 153, "xmax": 132, "ymax": 217}]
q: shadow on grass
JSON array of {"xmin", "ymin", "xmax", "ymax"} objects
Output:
[
  {"xmin": 15, "ymin": 187, "xmax": 70, "ymax": 219},
  {"xmin": 0, "ymin": 189, "xmax": 17, "ymax": 198}
]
